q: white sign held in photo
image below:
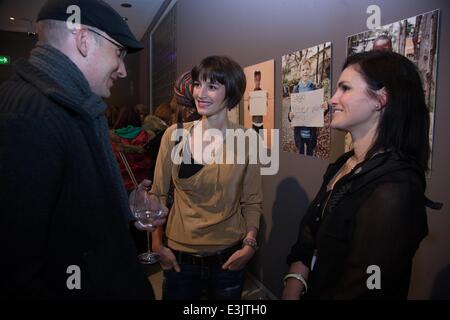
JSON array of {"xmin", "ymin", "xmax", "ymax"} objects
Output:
[
  {"xmin": 249, "ymin": 90, "xmax": 268, "ymax": 116},
  {"xmin": 290, "ymin": 88, "xmax": 324, "ymax": 127}
]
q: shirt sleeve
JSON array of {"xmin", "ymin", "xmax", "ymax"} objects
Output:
[
  {"xmin": 240, "ymin": 161, "xmax": 263, "ymax": 230},
  {"xmin": 286, "ymin": 205, "xmax": 318, "ymax": 269},
  {"xmin": 333, "ymin": 180, "xmax": 428, "ymax": 299}
]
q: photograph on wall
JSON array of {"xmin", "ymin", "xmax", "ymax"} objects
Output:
[
  {"xmin": 281, "ymin": 42, "xmax": 332, "ymax": 159},
  {"xmin": 243, "ymin": 59, "xmax": 275, "ymax": 148},
  {"xmin": 347, "ymin": 9, "xmax": 440, "ymax": 166}
]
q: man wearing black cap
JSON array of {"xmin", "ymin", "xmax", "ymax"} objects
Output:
[{"xmin": 0, "ymin": 0, "xmax": 158, "ymax": 299}]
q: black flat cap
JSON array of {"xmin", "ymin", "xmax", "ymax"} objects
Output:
[{"xmin": 37, "ymin": 0, "xmax": 144, "ymax": 53}]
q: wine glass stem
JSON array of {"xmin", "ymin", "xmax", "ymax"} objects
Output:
[{"xmin": 146, "ymin": 231, "xmax": 151, "ymax": 253}]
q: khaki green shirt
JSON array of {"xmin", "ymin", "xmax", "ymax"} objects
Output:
[{"xmin": 150, "ymin": 121, "xmax": 263, "ymax": 253}]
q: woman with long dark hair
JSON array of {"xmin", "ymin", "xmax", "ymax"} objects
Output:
[{"xmin": 283, "ymin": 51, "xmax": 440, "ymax": 299}]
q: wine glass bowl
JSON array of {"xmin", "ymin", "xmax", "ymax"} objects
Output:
[
  {"xmin": 129, "ymin": 186, "xmax": 167, "ymax": 265},
  {"xmin": 134, "ymin": 208, "xmax": 165, "ymax": 228}
]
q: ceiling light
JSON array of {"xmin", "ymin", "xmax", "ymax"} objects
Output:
[{"xmin": 9, "ymin": 17, "xmax": 15, "ymax": 21}]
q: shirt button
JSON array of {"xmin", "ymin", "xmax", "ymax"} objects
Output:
[{"xmin": 315, "ymin": 217, "xmax": 320, "ymax": 222}]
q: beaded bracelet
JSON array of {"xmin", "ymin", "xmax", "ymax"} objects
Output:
[{"xmin": 242, "ymin": 237, "xmax": 259, "ymax": 251}]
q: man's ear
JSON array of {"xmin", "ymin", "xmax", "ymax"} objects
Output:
[
  {"xmin": 374, "ymin": 87, "xmax": 388, "ymax": 110},
  {"xmin": 74, "ymin": 28, "xmax": 90, "ymax": 58}
]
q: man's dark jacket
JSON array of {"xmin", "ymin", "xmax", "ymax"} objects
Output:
[{"xmin": 0, "ymin": 53, "xmax": 154, "ymax": 299}]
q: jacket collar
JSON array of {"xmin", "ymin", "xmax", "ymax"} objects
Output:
[
  {"xmin": 326, "ymin": 150, "xmax": 442, "ymax": 210},
  {"xmin": 326, "ymin": 150, "xmax": 425, "ymax": 192}
]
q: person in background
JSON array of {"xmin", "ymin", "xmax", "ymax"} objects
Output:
[
  {"xmin": 248, "ymin": 70, "xmax": 266, "ymax": 134},
  {"xmin": 135, "ymin": 103, "xmax": 149, "ymax": 124},
  {"xmin": 171, "ymin": 70, "xmax": 202, "ymax": 124},
  {"xmin": 288, "ymin": 59, "xmax": 318, "ymax": 156},
  {"xmin": 150, "ymin": 72, "xmax": 202, "ymax": 210},
  {"xmin": 142, "ymin": 114, "xmax": 168, "ymax": 181},
  {"xmin": 111, "ymin": 108, "xmax": 168, "ymax": 257},
  {"xmin": 0, "ymin": 0, "xmax": 161, "ymax": 299},
  {"xmin": 373, "ymin": 34, "xmax": 393, "ymax": 52},
  {"xmin": 110, "ymin": 105, "xmax": 153, "ymax": 193},
  {"xmin": 154, "ymin": 102, "xmax": 173, "ymax": 127},
  {"xmin": 142, "ymin": 114, "xmax": 168, "ymax": 142},
  {"xmin": 150, "ymin": 56, "xmax": 263, "ymax": 300},
  {"xmin": 283, "ymin": 51, "xmax": 440, "ymax": 300},
  {"xmin": 152, "ymin": 71, "xmax": 201, "ymax": 129}
]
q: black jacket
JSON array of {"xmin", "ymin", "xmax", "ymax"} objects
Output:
[
  {"xmin": 0, "ymin": 58, "xmax": 154, "ymax": 299},
  {"xmin": 287, "ymin": 150, "xmax": 431, "ymax": 299}
]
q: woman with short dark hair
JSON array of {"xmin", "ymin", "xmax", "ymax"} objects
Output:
[
  {"xmin": 150, "ymin": 56, "xmax": 263, "ymax": 300},
  {"xmin": 283, "ymin": 51, "xmax": 439, "ymax": 299}
]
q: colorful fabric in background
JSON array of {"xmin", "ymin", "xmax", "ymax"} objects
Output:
[
  {"xmin": 173, "ymin": 71, "xmax": 195, "ymax": 108},
  {"xmin": 115, "ymin": 125, "xmax": 142, "ymax": 139},
  {"xmin": 111, "ymin": 128, "xmax": 153, "ymax": 192}
]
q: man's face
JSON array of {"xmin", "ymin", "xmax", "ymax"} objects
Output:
[{"xmin": 88, "ymin": 31, "xmax": 127, "ymax": 98}]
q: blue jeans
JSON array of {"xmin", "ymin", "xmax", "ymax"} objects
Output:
[
  {"xmin": 294, "ymin": 126, "xmax": 317, "ymax": 156},
  {"xmin": 162, "ymin": 247, "xmax": 245, "ymax": 300}
]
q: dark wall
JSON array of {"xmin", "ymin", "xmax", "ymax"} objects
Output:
[
  {"xmin": 151, "ymin": 4, "xmax": 177, "ymax": 110},
  {"xmin": 0, "ymin": 31, "xmax": 37, "ymax": 84},
  {"xmin": 176, "ymin": 0, "xmax": 450, "ymax": 299},
  {"xmin": 136, "ymin": 0, "xmax": 174, "ymax": 113},
  {"xmin": 137, "ymin": 28, "xmax": 151, "ymax": 110}
]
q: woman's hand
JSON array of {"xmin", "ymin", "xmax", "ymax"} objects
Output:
[
  {"xmin": 153, "ymin": 245, "xmax": 181, "ymax": 272},
  {"xmin": 222, "ymin": 246, "xmax": 255, "ymax": 271},
  {"xmin": 289, "ymin": 112, "xmax": 295, "ymax": 120}
]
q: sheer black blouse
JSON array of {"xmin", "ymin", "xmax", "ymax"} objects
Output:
[{"xmin": 287, "ymin": 151, "xmax": 430, "ymax": 299}]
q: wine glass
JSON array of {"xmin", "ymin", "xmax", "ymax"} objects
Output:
[{"xmin": 129, "ymin": 187, "xmax": 166, "ymax": 264}]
